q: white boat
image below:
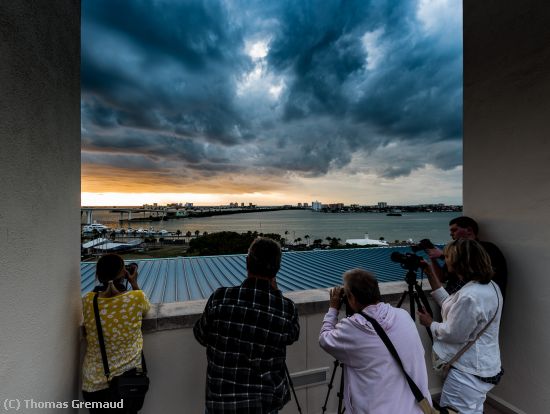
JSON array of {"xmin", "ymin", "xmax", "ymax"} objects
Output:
[{"xmin": 82, "ymin": 222, "xmax": 110, "ymax": 233}]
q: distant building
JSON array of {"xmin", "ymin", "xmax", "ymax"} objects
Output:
[
  {"xmin": 303, "ymin": 202, "xmax": 309, "ymax": 208},
  {"xmin": 311, "ymin": 200, "xmax": 322, "ymax": 211},
  {"xmin": 185, "ymin": 202, "xmax": 193, "ymax": 208},
  {"xmin": 328, "ymin": 203, "xmax": 344, "ymax": 211},
  {"xmin": 297, "ymin": 203, "xmax": 302, "ymax": 207},
  {"xmin": 345, "ymin": 233, "xmax": 389, "ymax": 247},
  {"xmin": 241, "ymin": 202, "xmax": 245, "ymax": 207},
  {"xmin": 378, "ymin": 202, "xmax": 387, "ymax": 208}
]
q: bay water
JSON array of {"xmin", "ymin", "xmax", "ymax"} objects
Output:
[{"xmin": 83, "ymin": 209, "xmax": 456, "ymax": 244}]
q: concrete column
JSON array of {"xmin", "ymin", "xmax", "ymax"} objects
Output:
[
  {"xmin": 464, "ymin": 1, "xmax": 550, "ymax": 412},
  {"xmin": 0, "ymin": 0, "xmax": 81, "ymax": 408}
]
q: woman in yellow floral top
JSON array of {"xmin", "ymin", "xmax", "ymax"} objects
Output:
[{"xmin": 81, "ymin": 254, "xmax": 150, "ymax": 413}]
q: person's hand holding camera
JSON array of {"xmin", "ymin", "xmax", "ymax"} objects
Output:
[
  {"xmin": 419, "ymin": 258, "xmax": 443, "ymax": 290},
  {"xmin": 125, "ymin": 263, "xmax": 140, "ymax": 290},
  {"xmin": 329, "ymin": 286, "xmax": 345, "ymax": 310},
  {"xmin": 426, "ymin": 247, "xmax": 444, "ymax": 260}
]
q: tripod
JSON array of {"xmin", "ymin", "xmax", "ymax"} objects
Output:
[
  {"xmin": 395, "ymin": 267, "xmax": 434, "ymax": 341},
  {"xmin": 321, "ymin": 360, "xmax": 346, "ymax": 414},
  {"xmin": 285, "ymin": 363, "xmax": 302, "ymax": 414}
]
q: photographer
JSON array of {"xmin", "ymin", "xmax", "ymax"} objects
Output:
[
  {"xmin": 319, "ymin": 269, "xmax": 430, "ymax": 414},
  {"xmin": 194, "ymin": 238, "xmax": 300, "ymax": 413},
  {"xmin": 418, "ymin": 239, "xmax": 503, "ymax": 414},
  {"xmin": 81, "ymin": 254, "xmax": 150, "ymax": 413},
  {"xmin": 426, "ymin": 216, "xmax": 507, "ymax": 298}
]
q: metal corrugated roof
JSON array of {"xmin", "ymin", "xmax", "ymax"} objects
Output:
[{"xmin": 80, "ymin": 247, "xmax": 434, "ymax": 303}]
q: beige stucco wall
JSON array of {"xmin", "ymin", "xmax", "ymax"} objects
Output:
[
  {"xmin": 463, "ymin": 1, "xmax": 550, "ymax": 412},
  {"xmin": 0, "ymin": 1, "xmax": 81, "ymax": 411}
]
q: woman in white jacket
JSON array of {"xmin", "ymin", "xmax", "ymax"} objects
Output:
[{"xmin": 418, "ymin": 239, "xmax": 503, "ymax": 414}]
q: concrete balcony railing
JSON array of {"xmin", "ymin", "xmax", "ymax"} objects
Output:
[{"xmin": 80, "ymin": 281, "xmax": 442, "ymax": 414}]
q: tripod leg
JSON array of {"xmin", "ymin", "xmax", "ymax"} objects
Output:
[
  {"xmin": 408, "ymin": 283, "xmax": 416, "ymax": 321},
  {"xmin": 337, "ymin": 362, "xmax": 345, "ymax": 414},
  {"xmin": 414, "ymin": 282, "xmax": 434, "ymax": 342},
  {"xmin": 285, "ymin": 364, "xmax": 302, "ymax": 413},
  {"xmin": 396, "ymin": 290, "xmax": 408, "ymax": 308},
  {"xmin": 414, "ymin": 281, "xmax": 434, "ymax": 317},
  {"xmin": 322, "ymin": 360, "xmax": 339, "ymax": 414}
]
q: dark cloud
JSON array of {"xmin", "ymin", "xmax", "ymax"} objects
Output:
[{"xmin": 82, "ymin": 0, "xmax": 463, "ymax": 189}]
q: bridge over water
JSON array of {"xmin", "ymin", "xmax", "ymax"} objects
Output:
[{"xmin": 81, "ymin": 207, "xmax": 168, "ymax": 224}]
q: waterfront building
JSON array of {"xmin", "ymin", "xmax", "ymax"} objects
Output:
[
  {"xmin": 345, "ymin": 234, "xmax": 389, "ymax": 247},
  {"xmin": 311, "ymin": 200, "xmax": 322, "ymax": 211}
]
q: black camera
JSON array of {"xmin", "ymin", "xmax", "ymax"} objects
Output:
[
  {"xmin": 390, "ymin": 251, "xmax": 422, "ymax": 271},
  {"xmin": 410, "ymin": 238, "xmax": 435, "ymax": 253},
  {"xmin": 125, "ymin": 262, "xmax": 138, "ymax": 274},
  {"xmin": 340, "ymin": 293, "xmax": 355, "ymax": 317}
]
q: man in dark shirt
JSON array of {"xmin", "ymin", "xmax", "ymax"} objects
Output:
[
  {"xmin": 194, "ymin": 237, "xmax": 300, "ymax": 414},
  {"xmin": 427, "ymin": 216, "xmax": 508, "ymax": 299}
]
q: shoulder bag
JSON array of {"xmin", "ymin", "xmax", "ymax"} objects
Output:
[
  {"xmin": 358, "ymin": 310, "xmax": 458, "ymax": 414},
  {"xmin": 93, "ymin": 293, "xmax": 150, "ymax": 411}
]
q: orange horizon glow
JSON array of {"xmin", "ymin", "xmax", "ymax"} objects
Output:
[
  {"xmin": 81, "ymin": 164, "xmax": 463, "ymax": 207},
  {"xmin": 80, "ymin": 192, "xmax": 309, "ymax": 207}
]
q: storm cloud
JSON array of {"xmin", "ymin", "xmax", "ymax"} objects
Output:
[{"xmin": 82, "ymin": 0, "xmax": 463, "ymax": 198}]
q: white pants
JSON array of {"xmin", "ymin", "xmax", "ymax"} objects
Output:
[{"xmin": 439, "ymin": 368, "xmax": 495, "ymax": 414}]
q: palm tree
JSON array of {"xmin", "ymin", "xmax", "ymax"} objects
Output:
[
  {"xmin": 203, "ymin": 231, "xmax": 208, "ymax": 236},
  {"xmin": 194, "ymin": 230, "xmax": 200, "ymax": 238},
  {"xmin": 176, "ymin": 229, "xmax": 181, "ymax": 239},
  {"xmin": 186, "ymin": 230, "xmax": 192, "ymax": 242},
  {"xmin": 296, "ymin": 237, "xmax": 302, "ymax": 245},
  {"xmin": 280, "ymin": 237, "xmax": 286, "ymax": 246},
  {"xmin": 304, "ymin": 234, "xmax": 310, "ymax": 246}
]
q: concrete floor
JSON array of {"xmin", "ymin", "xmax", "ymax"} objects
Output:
[{"xmin": 485, "ymin": 402, "xmax": 506, "ymax": 414}]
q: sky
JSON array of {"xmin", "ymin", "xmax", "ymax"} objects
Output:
[{"xmin": 81, "ymin": 0, "xmax": 463, "ymax": 206}]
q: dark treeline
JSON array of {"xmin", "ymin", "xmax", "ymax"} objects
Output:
[{"xmin": 188, "ymin": 231, "xmax": 282, "ymax": 256}]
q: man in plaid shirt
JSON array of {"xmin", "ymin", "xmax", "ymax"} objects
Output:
[{"xmin": 194, "ymin": 238, "xmax": 300, "ymax": 413}]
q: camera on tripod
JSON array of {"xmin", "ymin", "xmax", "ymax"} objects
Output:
[
  {"xmin": 410, "ymin": 238, "xmax": 435, "ymax": 253},
  {"xmin": 389, "ymin": 246, "xmax": 435, "ymax": 342},
  {"xmin": 390, "ymin": 251, "xmax": 422, "ymax": 271},
  {"xmin": 391, "ymin": 238, "xmax": 435, "ymax": 271}
]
